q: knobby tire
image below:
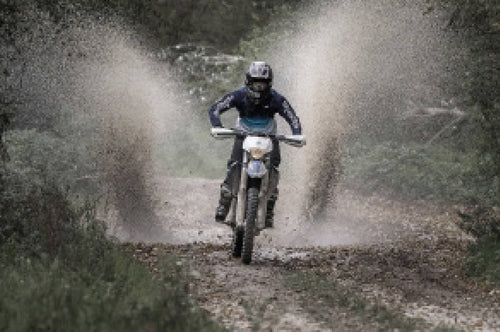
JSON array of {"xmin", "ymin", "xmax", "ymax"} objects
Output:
[
  {"xmin": 242, "ymin": 187, "xmax": 259, "ymax": 264},
  {"xmin": 232, "ymin": 226, "xmax": 243, "ymax": 257}
]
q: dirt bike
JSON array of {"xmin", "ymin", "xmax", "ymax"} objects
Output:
[{"xmin": 211, "ymin": 127, "xmax": 306, "ymax": 264}]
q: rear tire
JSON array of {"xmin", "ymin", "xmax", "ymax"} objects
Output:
[
  {"xmin": 242, "ymin": 187, "xmax": 259, "ymax": 264},
  {"xmin": 231, "ymin": 226, "xmax": 243, "ymax": 258}
]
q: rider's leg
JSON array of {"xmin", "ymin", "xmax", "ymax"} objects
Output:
[
  {"xmin": 215, "ymin": 138, "xmax": 243, "ymax": 222},
  {"xmin": 223, "ymin": 136, "xmax": 244, "ymax": 187},
  {"xmin": 266, "ymin": 139, "xmax": 281, "ymax": 228},
  {"xmin": 215, "ymin": 182, "xmax": 232, "ymax": 222}
]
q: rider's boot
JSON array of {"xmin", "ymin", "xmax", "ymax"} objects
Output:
[
  {"xmin": 215, "ymin": 183, "xmax": 232, "ymax": 223},
  {"xmin": 265, "ymin": 188, "xmax": 278, "ymax": 228}
]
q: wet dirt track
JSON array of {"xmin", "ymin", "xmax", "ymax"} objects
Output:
[{"xmin": 121, "ymin": 178, "xmax": 500, "ymax": 331}]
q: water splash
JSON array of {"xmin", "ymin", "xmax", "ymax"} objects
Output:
[
  {"xmin": 7, "ymin": 2, "xmax": 460, "ymax": 246},
  {"xmin": 7, "ymin": 13, "xmax": 188, "ymax": 242},
  {"xmin": 263, "ymin": 0, "xmax": 457, "ymax": 244}
]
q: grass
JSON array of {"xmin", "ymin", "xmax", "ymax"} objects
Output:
[
  {"xmin": 286, "ymin": 271, "xmax": 462, "ymax": 332},
  {"xmin": 0, "ymin": 246, "xmax": 223, "ymax": 332},
  {"xmin": 242, "ymin": 298, "xmax": 272, "ymax": 331}
]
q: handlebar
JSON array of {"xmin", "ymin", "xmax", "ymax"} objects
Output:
[{"xmin": 211, "ymin": 127, "xmax": 306, "ymax": 147}]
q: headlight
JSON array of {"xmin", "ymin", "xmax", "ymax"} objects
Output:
[{"xmin": 250, "ymin": 147, "xmax": 265, "ymax": 159}]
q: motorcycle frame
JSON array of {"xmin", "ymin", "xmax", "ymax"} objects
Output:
[
  {"xmin": 212, "ymin": 127, "xmax": 305, "ymax": 231},
  {"xmin": 226, "ymin": 143, "xmax": 273, "ymax": 232}
]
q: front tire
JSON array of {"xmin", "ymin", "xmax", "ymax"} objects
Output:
[
  {"xmin": 242, "ymin": 187, "xmax": 259, "ymax": 264},
  {"xmin": 231, "ymin": 226, "xmax": 243, "ymax": 257}
]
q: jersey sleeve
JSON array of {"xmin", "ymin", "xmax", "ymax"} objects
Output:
[
  {"xmin": 278, "ymin": 97, "xmax": 302, "ymax": 135},
  {"xmin": 208, "ymin": 91, "xmax": 237, "ymax": 127}
]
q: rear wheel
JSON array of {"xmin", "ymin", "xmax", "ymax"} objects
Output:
[
  {"xmin": 242, "ymin": 187, "xmax": 259, "ymax": 264},
  {"xmin": 231, "ymin": 226, "xmax": 243, "ymax": 257}
]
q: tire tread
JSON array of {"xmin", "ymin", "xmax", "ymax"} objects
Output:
[{"xmin": 242, "ymin": 187, "xmax": 259, "ymax": 264}]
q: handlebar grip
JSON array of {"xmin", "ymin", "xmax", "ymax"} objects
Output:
[
  {"xmin": 278, "ymin": 135, "xmax": 306, "ymax": 147},
  {"xmin": 211, "ymin": 127, "xmax": 237, "ymax": 138}
]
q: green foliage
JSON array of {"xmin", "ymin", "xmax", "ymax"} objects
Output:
[
  {"xmin": 464, "ymin": 236, "xmax": 500, "ymax": 285},
  {"xmin": 432, "ymin": 0, "xmax": 500, "ymax": 171},
  {"xmin": 458, "ymin": 205, "xmax": 500, "ymax": 239},
  {"xmin": 345, "ymin": 142, "xmax": 499, "ymax": 206},
  {"xmin": 155, "ymin": 44, "xmax": 245, "ymax": 111},
  {"xmin": 457, "ymin": 206, "xmax": 500, "ymax": 285},
  {"xmin": 4, "ymin": 129, "xmax": 97, "ymax": 194},
  {"xmin": 0, "ymin": 129, "xmax": 96, "ymax": 255},
  {"xmin": 0, "ymin": 245, "xmax": 222, "ymax": 331},
  {"xmin": 0, "ymin": 141, "xmax": 222, "ymax": 330},
  {"xmin": 238, "ymin": 2, "xmax": 304, "ymax": 59},
  {"xmin": 28, "ymin": 0, "xmax": 302, "ymax": 51}
]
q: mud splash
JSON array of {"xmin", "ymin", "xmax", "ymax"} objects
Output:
[
  {"xmin": 6, "ymin": 11, "xmax": 188, "ymax": 242},
  {"xmin": 135, "ymin": 1, "xmax": 459, "ymax": 246},
  {"xmin": 8, "ymin": 2, "xmax": 460, "ymax": 245},
  {"xmin": 262, "ymin": 0, "xmax": 457, "ymax": 245},
  {"xmin": 78, "ymin": 32, "xmax": 185, "ymax": 241}
]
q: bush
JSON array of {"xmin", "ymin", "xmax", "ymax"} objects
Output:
[
  {"xmin": 0, "ymin": 167, "xmax": 222, "ymax": 331},
  {"xmin": 465, "ymin": 236, "xmax": 500, "ymax": 285},
  {"xmin": 458, "ymin": 206, "xmax": 500, "ymax": 285},
  {"xmin": 0, "ymin": 246, "xmax": 222, "ymax": 331},
  {"xmin": 344, "ymin": 142, "xmax": 499, "ymax": 206},
  {"xmin": 0, "ymin": 128, "xmax": 222, "ymax": 331},
  {"xmin": 0, "ymin": 128, "xmax": 99, "ymax": 255},
  {"xmin": 4, "ymin": 129, "xmax": 98, "ymax": 198}
]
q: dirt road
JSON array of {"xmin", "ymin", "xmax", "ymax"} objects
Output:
[{"xmin": 120, "ymin": 178, "xmax": 499, "ymax": 331}]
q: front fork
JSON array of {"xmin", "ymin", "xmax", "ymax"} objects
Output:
[
  {"xmin": 256, "ymin": 170, "xmax": 269, "ymax": 231},
  {"xmin": 226, "ymin": 152, "xmax": 247, "ymax": 228},
  {"xmin": 235, "ymin": 153, "xmax": 248, "ymax": 229},
  {"xmin": 228, "ymin": 153, "xmax": 276, "ymax": 232}
]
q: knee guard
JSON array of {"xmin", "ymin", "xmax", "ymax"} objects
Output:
[{"xmin": 224, "ymin": 161, "xmax": 241, "ymax": 194}]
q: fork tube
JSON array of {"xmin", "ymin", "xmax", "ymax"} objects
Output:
[
  {"xmin": 236, "ymin": 152, "xmax": 248, "ymax": 227},
  {"xmin": 257, "ymin": 168, "xmax": 269, "ymax": 230}
]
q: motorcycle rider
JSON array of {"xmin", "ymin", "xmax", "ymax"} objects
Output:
[{"xmin": 208, "ymin": 61, "xmax": 302, "ymax": 228}]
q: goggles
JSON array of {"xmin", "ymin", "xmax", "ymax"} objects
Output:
[{"xmin": 250, "ymin": 81, "xmax": 269, "ymax": 92}]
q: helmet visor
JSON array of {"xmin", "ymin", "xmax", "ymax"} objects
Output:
[{"xmin": 250, "ymin": 81, "xmax": 269, "ymax": 92}]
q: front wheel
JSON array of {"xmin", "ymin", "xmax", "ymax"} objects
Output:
[
  {"xmin": 231, "ymin": 226, "xmax": 243, "ymax": 257},
  {"xmin": 242, "ymin": 187, "xmax": 259, "ymax": 264}
]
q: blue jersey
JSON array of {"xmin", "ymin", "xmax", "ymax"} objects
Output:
[{"xmin": 208, "ymin": 87, "xmax": 302, "ymax": 135}]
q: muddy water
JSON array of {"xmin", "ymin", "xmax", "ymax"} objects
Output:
[
  {"xmin": 140, "ymin": 176, "xmax": 466, "ymax": 247},
  {"xmin": 120, "ymin": 160, "xmax": 497, "ymax": 331},
  {"xmin": 265, "ymin": 1, "xmax": 458, "ymax": 225},
  {"xmin": 127, "ymin": 177, "xmax": 499, "ymax": 332}
]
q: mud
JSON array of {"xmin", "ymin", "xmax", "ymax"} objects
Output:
[{"xmin": 120, "ymin": 177, "xmax": 499, "ymax": 331}]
